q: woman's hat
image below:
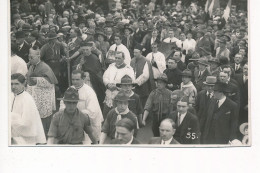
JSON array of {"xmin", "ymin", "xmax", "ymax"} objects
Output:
[
  {"xmin": 181, "ymin": 69, "xmax": 192, "ymax": 77},
  {"xmin": 155, "ymin": 73, "xmax": 168, "ymax": 83},
  {"xmin": 122, "ymin": 25, "xmax": 133, "ymax": 34},
  {"xmin": 116, "ymin": 75, "xmax": 137, "ymax": 87},
  {"xmin": 113, "ymin": 90, "xmax": 133, "ymax": 102},
  {"xmin": 57, "ymin": 87, "xmax": 83, "ymax": 102},
  {"xmin": 203, "ymin": 76, "xmax": 217, "ymax": 85}
]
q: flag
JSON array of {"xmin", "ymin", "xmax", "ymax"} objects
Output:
[
  {"xmin": 205, "ymin": 0, "xmax": 213, "ymax": 13},
  {"xmin": 208, "ymin": 0, "xmax": 220, "ymax": 17},
  {"xmin": 223, "ymin": 0, "xmax": 232, "ymax": 22}
]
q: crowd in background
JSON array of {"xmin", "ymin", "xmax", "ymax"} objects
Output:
[{"xmin": 10, "ymin": 0, "xmax": 249, "ymax": 145}]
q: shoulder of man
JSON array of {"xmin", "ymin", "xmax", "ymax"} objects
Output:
[{"xmin": 149, "ymin": 137, "xmax": 161, "ymax": 144}]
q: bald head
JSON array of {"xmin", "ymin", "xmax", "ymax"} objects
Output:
[{"xmin": 159, "ymin": 118, "xmax": 176, "ymax": 141}]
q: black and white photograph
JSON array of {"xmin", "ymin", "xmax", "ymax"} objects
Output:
[{"xmin": 7, "ymin": 0, "xmax": 250, "ymax": 146}]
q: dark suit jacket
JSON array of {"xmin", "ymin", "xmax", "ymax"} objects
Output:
[
  {"xmin": 226, "ymin": 81, "xmax": 240, "ymax": 107},
  {"xmin": 16, "ymin": 41, "xmax": 31, "ymax": 63},
  {"xmin": 195, "ymin": 90, "xmax": 216, "ymax": 133},
  {"xmin": 231, "ymin": 63, "xmax": 243, "ymax": 74},
  {"xmin": 33, "ymin": 40, "xmax": 43, "ymax": 49},
  {"xmin": 149, "ymin": 137, "xmax": 179, "ymax": 144},
  {"xmin": 194, "ymin": 68, "xmax": 211, "ymax": 92},
  {"xmin": 133, "ymin": 29, "xmax": 146, "ymax": 44},
  {"xmin": 195, "ymin": 36, "xmax": 212, "ymax": 56},
  {"xmin": 141, "ymin": 33, "xmax": 160, "ymax": 56},
  {"xmin": 202, "ymin": 97, "xmax": 239, "ymax": 144},
  {"xmin": 110, "ymin": 137, "xmax": 142, "ymax": 144},
  {"xmin": 163, "ymin": 68, "xmax": 182, "ymax": 91},
  {"xmin": 168, "ymin": 111, "xmax": 200, "ymax": 144},
  {"xmin": 107, "ymin": 34, "xmax": 115, "ymax": 46},
  {"xmin": 122, "ymin": 35, "xmax": 134, "ymax": 53}
]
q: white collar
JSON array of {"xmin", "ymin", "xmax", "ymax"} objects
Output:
[
  {"xmin": 178, "ymin": 111, "xmax": 187, "ymax": 125},
  {"xmin": 161, "ymin": 137, "xmax": 173, "ymax": 145},
  {"xmin": 31, "ymin": 40, "xmax": 36, "ymax": 46},
  {"xmin": 199, "ymin": 69, "xmax": 206, "ymax": 74},
  {"xmin": 126, "ymin": 136, "xmax": 134, "ymax": 145},
  {"xmin": 206, "ymin": 91, "xmax": 214, "ymax": 97},
  {"xmin": 218, "ymin": 96, "xmax": 226, "ymax": 107}
]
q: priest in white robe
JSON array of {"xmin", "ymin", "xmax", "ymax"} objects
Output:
[{"xmin": 11, "ymin": 73, "xmax": 46, "ymax": 145}]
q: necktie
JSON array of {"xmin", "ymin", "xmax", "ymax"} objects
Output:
[
  {"xmin": 181, "ymin": 42, "xmax": 183, "ymax": 48},
  {"xmin": 170, "ymin": 39, "xmax": 172, "ymax": 43},
  {"xmin": 115, "ymin": 46, "xmax": 118, "ymax": 52},
  {"xmin": 32, "ymin": 65, "xmax": 36, "ymax": 72},
  {"xmin": 163, "ymin": 141, "xmax": 165, "ymax": 145},
  {"xmin": 177, "ymin": 113, "xmax": 181, "ymax": 126}
]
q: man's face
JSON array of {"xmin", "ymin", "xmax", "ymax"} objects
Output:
[
  {"xmin": 106, "ymin": 28, "xmax": 113, "ymax": 36},
  {"xmin": 114, "ymin": 36, "xmax": 121, "ymax": 45},
  {"xmin": 79, "ymin": 23, "xmax": 85, "ymax": 29},
  {"xmin": 159, "ymin": 121, "xmax": 175, "ymax": 141},
  {"xmin": 205, "ymin": 85, "xmax": 214, "ymax": 94},
  {"xmin": 69, "ymin": 29, "xmax": 77, "ymax": 38},
  {"xmin": 115, "ymin": 53, "xmax": 124, "ymax": 66},
  {"xmin": 152, "ymin": 44, "xmax": 158, "ymax": 53},
  {"xmin": 11, "ymin": 79, "xmax": 24, "ymax": 94},
  {"xmin": 64, "ymin": 101, "xmax": 78, "ymax": 114},
  {"xmin": 156, "ymin": 80, "xmax": 166, "ymax": 89},
  {"xmin": 168, "ymin": 30, "xmax": 174, "ymax": 38},
  {"xmin": 243, "ymin": 64, "xmax": 248, "ymax": 76},
  {"xmin": 116, "ymin": 100, "xmax": 128, "ymax": 113},
  {"xmin": 133, "ymin": 49, "xmax": 141, "ymax": 58},
  {"xmin": 167, "ymin": 59, "xmax": 177, "ymax": 69},
  {"xmin": 187, "ymin": 33, "xmax": 192, "ymax": 39},
  {"xmin": 180, "ymin": 33, "xmax": 186, "ymax": 41},
  {"xmin": 72, "ymin": 73, "xmax": 84, "ymax": 88},
  {"xmin": 120, "ymin": 84, "xmax": 133, "ymax": 93},
  {"xmin": 177, "ymin": 101, "xmax": 189, "ymax": 114},
  {"xmin": 198, "ymin": 64, "xmax": 206, "ymax": 71},
  {"xmin": 213, "ymin": 91, "xmax": 222, "ymax": 100},
  {"xmin": 138, "ymin": 22, "xmax": 144, "ymax": 29},
  {"xmin": 223, "ymin": 68, "xmax": 231, "ymax": 77},
  {"xmin": 152, "ymin": 30, "xmax": 158, "ymax": 38},
  {"xmin": 182, "ymin": 76, "xmax": 191, "ymax": 84},
  {"xmin": 81, "ymin": 46, "xmax": 92, "ymax": 56},
  {"xmin": 234, "ymin": 55, "xmax": 243, "ymax": 64},
  {"xmin": 239, "ymin": 49, "xmax": 246, "ymax": 56},
  {"xmin": 115, "ymin": 126, "xmax": 133, "ymax": 144},
  {"xmin": 124, "ymin": 29, "xmax": 130, "ymax": 36},
  {"xmin": 28, "ymin": 51, "xmax": 40, "ymax": 65},
  {"xmin": 173, "ymin": 52, "xmax": 181, "ymax": 61},
  {"xmin": 219, "ymin": 72, "xmax": 229, "ymax": 83},
  {"xmin": 16, "ymin": 37, "xmax": 25, "ymax": 45}
]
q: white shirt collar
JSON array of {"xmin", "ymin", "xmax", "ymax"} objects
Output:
[
  {"xmin": 31, "ymin": 40, "xmax": 36, "ymax": 47},
  {"xmin": 178, "ymin": 112, "xmax": 187, "ymax": 125},
  {"xmin": 206, "ymin": 91, "xmax": 214, "ymax": 98},
  {"xmin": 161, "ymin": 137, "xmax": 173, "ymax": 145},
  {"xmin": 218, "ymin": 96, "xmax": 226, "ymax": 107},
  {"xmin": 126, "ymin": 136, "xmax": 134, "ymax": 145}
]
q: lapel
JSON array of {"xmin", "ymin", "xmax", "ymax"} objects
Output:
[
  {"xmin": 214, "ymin": 98, "xmax": 230, "ymax": 120},
  {"xmin": 170, "ymin": 138, "xmax": 179, "ymax": 144},
  {"xmin": 178, "ymin": 112, "xmax": 190, "ymax": 136}
]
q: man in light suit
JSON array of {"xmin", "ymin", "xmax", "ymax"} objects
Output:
[
  {"xmin": 202, "ymin": 82, "xmax": 239, "ymax": 144},
  {"xmin": 149, "ymin": 118, "xmax": 179, "ymax": 144}
]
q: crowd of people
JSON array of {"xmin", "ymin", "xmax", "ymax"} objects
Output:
[{"xmin": 10, "ymin": 0, "xmax": 249, "ymax": 145}]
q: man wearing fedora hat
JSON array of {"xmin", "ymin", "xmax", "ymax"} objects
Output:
[
  {"xmin": 202, "ymin": 82, "xmax": 239, "ymax": 144},
  {"xmin": 48, "ymin": 87, "xmax": 98, "ymax": 145},
  {"xmin": 195, "ymin": 76, "xmax": 217, "ymax": 133},
  {"xmin": 100, "ymin": 90, "xmax": 138, "ymax": 144},
  {"xmin": 194, "ymin": 57, "xmax": 211, "ymax": 92},
  {"xmin": 142, "ymin": 73, "xmax": 172, "ymax": 137},
  {"xmin": 180, "ymin": 69, "xmax": 197, "ymax": 107},
  {"xmin": 209, "ymin": 57, "xmax": 221, "ymax": 77}
]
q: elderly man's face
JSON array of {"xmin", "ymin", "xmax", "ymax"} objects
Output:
[
  {"xmin": 234, "ymin": 55, "xmax": 243, "ymax": 64},
  {"xmin": 159, "ymin": 121, "xmax": 176, "ymax": 141},
  {"xmin": 28, "ymin": 50, "xmax": 40, "ymax": 65},
  {"xmin": 115, "ymin": 126, "xmax": 133, "ymax": 144}
]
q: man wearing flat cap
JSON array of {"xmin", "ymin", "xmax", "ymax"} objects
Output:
[
  {"xmin": 48, "ymin": 87, "xmax": 98, "ymax": 145},
  {"xmin": 195, "ymin": 76, "xmax": 217, "ymax": 133},
  {"xmin": 110, "ymin": 118, "xmax": 142, "ymax": 144},
  {"xmin": 202, "ymin": 82, "xmax": 239, "ymax": 144},
  {"xmin": 142, "ymin": 73, "xmax": 172, "ymax": 137}
]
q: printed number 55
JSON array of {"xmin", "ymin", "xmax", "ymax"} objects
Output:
[{"xmin": 186, "ymin": 132, "xmax": 196, "ymax": 139}]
